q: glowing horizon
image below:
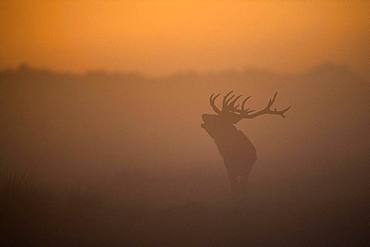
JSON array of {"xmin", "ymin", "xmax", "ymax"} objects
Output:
[{"xmin": 0, "ymin": 0, "xmax": 368, "ymax": 76}]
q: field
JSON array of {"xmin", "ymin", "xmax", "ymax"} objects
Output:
[{"xmin": 0, "ymin": 64, "xmax": 368, "ymax": 246}]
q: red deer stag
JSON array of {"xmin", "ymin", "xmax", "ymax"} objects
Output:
[{"xmin": 201, "ymin": 91, "xmax": 290, "ymax": 198}]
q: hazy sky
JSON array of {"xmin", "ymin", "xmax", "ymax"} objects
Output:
[{"xmin": 0, "ymin": 0, "xmax": 368, "ymax": 75}]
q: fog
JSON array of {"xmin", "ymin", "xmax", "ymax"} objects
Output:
[
  {"xmin": 1, "ymin": 1, "xmax": 368, "ymax": 245},
  {"xmin": 1, "ymin": 64, "xmax": 368, "ymax": 245}
]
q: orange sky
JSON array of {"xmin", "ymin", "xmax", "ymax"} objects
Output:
[{"xmin": 0, "ymin": 0, "xmax": 368, "ymax": 75}]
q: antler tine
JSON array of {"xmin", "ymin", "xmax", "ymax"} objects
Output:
[
  {"xmin": 210, "ymin": 93, "xmax": 219, "ymax": 102},
  {"xmin": 241, "ymin": 96, "xmax": 251, "ymax": 111},
  {"xmin": 276, "ymin": 106, "xmax": 291, "ymax": 118},
  {"xmin": 239, "ymin": 91, "xmax": 291, "ymax": 119},
  {"xmin": 228, "ymin": 95, "xmax": 242, "ymax": 111},
  {"xmin": 267, "ymin": 92, "xmax": 278, "ymax": 108},
  {"xmin": 209, "ymin": 93, "xmax": 221, "ymax": 114},
  {"xmin": 210, "ymin": 93, "xmax": 221, "ymax": 103},
  {"xmin": 265, "ymin": 92, "xmax": 280, "ymax": 112},
  {"xmin": 209, "ymin": 93, "xmax": 214, "ymax": 103},
  {"xmin": 224, "ymin": 96, "xmax": 235, "ymax": 109},
  {"xmin": 262, "ymin": 91, "xmax": 291, "ymax": 118},
  {"xmin": 222, "ymin": 91, "xmax": 234, "ymax": 108}
]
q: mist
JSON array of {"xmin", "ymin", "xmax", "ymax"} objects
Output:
[{"xmin": 1, "ymin": 63, "xmax": 368, "ymax": 246}]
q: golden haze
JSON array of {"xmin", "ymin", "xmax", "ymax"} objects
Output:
[{"xmin": 0, "ymin": 0, "xmax": 368, "ymax": 75}]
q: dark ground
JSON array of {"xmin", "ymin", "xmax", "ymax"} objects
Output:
[{"xmin": 1, "ymin": 162, "xmax": 368, "ymax": 247}]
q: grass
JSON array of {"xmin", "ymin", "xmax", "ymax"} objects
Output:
[{"xmin": 0, "ymin": 164, "xmax": 368, "ymax": 247}]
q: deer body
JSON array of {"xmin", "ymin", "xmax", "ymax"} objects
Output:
[
  {"xmin": 215, "ymin": 128, "xmax": 257, "ymax": 174},
  {"xmin": 201, "ymin": 91, "xmax": 290, "ymax": 198}
]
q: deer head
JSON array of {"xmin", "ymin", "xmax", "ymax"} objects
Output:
[{"xmin": 201, "ymin": 91, "xmax": 291, "ymax": 137}]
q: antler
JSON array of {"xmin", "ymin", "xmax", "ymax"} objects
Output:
[
  {"xmin": 209, "ymin": 91, "xmax": 291, "ymax": 119},
  {"xmin": 239, "ymin": 92, "xmax": 291, "ymax": 119},
  {"xmin": 209, "ymin": 93, "xmax": 221, "ymax": 113}
]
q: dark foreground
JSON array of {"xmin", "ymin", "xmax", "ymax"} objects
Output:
[{"xmin": 1, "ymin": 169, "xmax": 368, "ymax": 247}]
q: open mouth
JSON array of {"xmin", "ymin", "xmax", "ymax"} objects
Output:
[{"xmin": 201, "ymin": 115, "xmax": 207, "ymax": 128}]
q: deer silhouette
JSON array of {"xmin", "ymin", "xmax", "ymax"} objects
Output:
[{"xmin": 201, "ymin": 91, "xmax": 290, "ymax": 198}]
